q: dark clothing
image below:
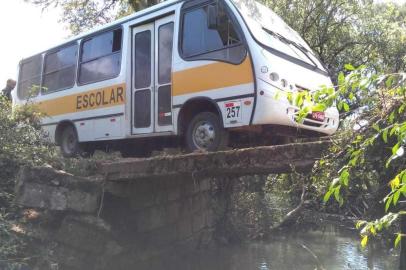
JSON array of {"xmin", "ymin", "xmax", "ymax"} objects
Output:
[{"xmin": 2, "ymin": 85, "xmax": 12, "ymax": 101}]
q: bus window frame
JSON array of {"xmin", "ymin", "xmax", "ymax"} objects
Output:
[
  {"xmin": 77, "ymin": 26, "xmax": 124, "ymax": 86},
  {"xmin": 17, "ymin": 54, "xmax": 43, "ymax": 100},
  {"xmin": 178, "ymin": 0, "xmax": 248, "ymax": 65},
  {"xmin": 41, "ymin": 41, "xmax": 79, "ymax": 95},
  {"xmin": 229, "ymin": 0, "xmax": 329, "ymax": 76}
]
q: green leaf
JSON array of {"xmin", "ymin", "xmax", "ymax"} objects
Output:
[
  {"xmin": 399, "ymin": 104, "xmax": 406, "ymax": 114},
  {"xmin": 323, "ymin": 189, "xmax": 333, "ymax": 202},
  {"xmin": 386, "ymin": 156, "xmax": 394, "ymax": 168},
  {"xmin": 386, "ymin": 76, "xmax": 394, "ymax": 88},
  {"xmin": 389, "ymin": 111, "xmax": 395, "ymax": 123},
  {"xmin": 385, "ymin": 195, "xmax": 393, "ymax": 212},
  {"xmin": 370, "ymin": 226, "xmax": 377, "ymax": 236},
  {"xmin": 394, "ymin": 190, "xmax": 401, "ymax": 205},
  {"xmin": 401, "ymin": 171, "xmax": 406, "ymax": 184},
  {"xmin": 338, "ymin": 72, "xmax": 345, "ymax": 85},
  {"xmin": 287, "ymin": 93, "xmax": 293, "ymax": 103},
  {"xmin": 390, "ymin": 175, "xmax": 401, "ymax": 189},
  {"xmin": 395, "ymin": 233, "xmax": 402, "ymax": 248},
  {"xmin": 337, "ymin": 101, "xmax": 343, "ymax": 110},
  {"xmin": 340, "ymin": 169, "xmax": 350, "ymax": 186},
  {"xmin": 356, "ymin": 220, "xmax": 366, "ymax": 229},
  {"xmin": 343, "ymin": 102, "xmax": 350, "ymax": 112},
  {"xmin": 382, "ymin": 129, "xmax": 388, "ymax": 143},
  {"xmin": 312, "ymin": 103, "xmax": 327, "ymax": 112},
  {"xmin": 334, "ymin": 186, "xmax": 341, "ymax": 202},
  {"xmin": 295, "ymin": 93, "xmax": 303, "ymax": 107},
  {"xmin": 390, "ymin": 126, "xmax": 398, "ymax": 136},
  {"xmin": 392, "ymin": 143, "xmax": 400, "ymax": 155},
  {"xmin": 345, "ymin": 64, "xmax": 355, "ymax": 71},
  {"xmin": 361, "ymin": 235, "xmax": 368, "ymax": 248},
  {"xmin": 349, "ymin": 156, "xmax": 358, "ymax": 166},
  {"xmin": 372, "ymin": 123, "xmax": 380, "ymax": 132}
]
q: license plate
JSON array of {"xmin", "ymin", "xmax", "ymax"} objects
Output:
[
  {"xmin": 225, "ymin": 102, "xmax": 241, "ymax": 118},
  {"xmin": 225, "ymin": 101, "xmax": 242, "ymax": 123},
  {"xmin": 311, "ymin": 112, "xmax": 325, "ymax": 121}
]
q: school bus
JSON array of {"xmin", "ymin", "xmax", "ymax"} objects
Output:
[{"xmin": 13, "ymin": 0, "xmax": 339, "ymax": 157}]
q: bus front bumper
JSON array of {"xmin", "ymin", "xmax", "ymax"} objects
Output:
[{"xmin": 252, "ymin": 85, "xmax": 339, "ymax": 136}]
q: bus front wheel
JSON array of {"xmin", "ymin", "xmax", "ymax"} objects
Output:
[
  {"xmin": 185, "ymin": 112, "xmax": 228, "ymax": 152},
  {"xmin": 60, "ymin": 125, "xmax": 81, "ymax": 158}
]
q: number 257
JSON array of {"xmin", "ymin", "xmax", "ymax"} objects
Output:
[{"xmin": 226, "ymin": 106, "xmax": 240, "ymax": 118}]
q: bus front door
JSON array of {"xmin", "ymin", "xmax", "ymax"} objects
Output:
[{"xmin": 131, "ymin": 15, "xmax": 174, "ymax": 135}]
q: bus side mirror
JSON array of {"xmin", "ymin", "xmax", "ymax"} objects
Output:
[{"xmin": 207, "ymin": 5, "xmax": 218, "ymax": 29}]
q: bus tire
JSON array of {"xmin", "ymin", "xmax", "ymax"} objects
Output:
[
  {"xmin": 185, "ymin": 112, "xmax": 228, "ymax": 152},
  {"xmin": 60, "ymin": 125, "xmax": 81, "ymax": 158}
]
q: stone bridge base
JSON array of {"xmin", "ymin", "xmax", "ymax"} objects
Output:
[
  {"xmin": 14, "ymin": 142, "xmax": 329, "ymax": 269},
  {"xmin": 15, "ymin": 166, "xmax": 215, "ymax": 270}
]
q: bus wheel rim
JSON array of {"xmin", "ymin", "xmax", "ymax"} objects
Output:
[{"xmin": 192, "ymin": 121, "xmax": 215, "ymax": 150}]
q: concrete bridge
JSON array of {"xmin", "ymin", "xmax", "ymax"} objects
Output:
[
  {"xmin": 102, "ymin": 140, "xmax": 329, "ymax": 181},
  {"xmin": 14, "ymin": 140, "xmax": 330, "ymax": 270}
]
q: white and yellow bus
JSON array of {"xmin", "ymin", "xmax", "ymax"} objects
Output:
[{"xmin": 13, "ymin": 0, "xmax": 339, "ymax": 157}]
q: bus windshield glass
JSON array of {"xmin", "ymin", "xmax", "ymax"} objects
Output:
[{"xmin": 230, "ymin": 0, "xmax": 327, "ymax": 72}]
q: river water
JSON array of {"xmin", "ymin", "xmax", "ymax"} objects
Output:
[{"xmin": 181, "ymin": 228, "xmax": 399, "ymax": 270}]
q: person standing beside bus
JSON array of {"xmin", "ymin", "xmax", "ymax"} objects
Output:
[{"xmin": 2, "ymin": 79, "xmax": 16, "ymax": 101}]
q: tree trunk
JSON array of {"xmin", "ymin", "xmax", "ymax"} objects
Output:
[{"xmin": 270, "ymin": 184, "xmax": 307, "ymax": 230}]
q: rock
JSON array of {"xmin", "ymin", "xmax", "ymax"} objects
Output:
[
  {"xmin": 15, "ymin": 166, "xmax": 102, "ymax": 213},
  {"xmin": 56, "ymin": 215, "xmax": 119, "ymax": 255}
]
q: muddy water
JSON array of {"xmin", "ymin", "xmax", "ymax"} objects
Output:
[{"xmin": 180, "ymin": 228, "xmax": 399, "ymax": 270}]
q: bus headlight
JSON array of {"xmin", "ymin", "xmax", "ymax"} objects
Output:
[{"xmin": 269, "ymin": 72, "xmax": 279, "ymax": 81}]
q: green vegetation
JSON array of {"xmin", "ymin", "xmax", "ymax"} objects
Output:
[
  {"xmin": 0, "ymin": 98, "xmax": 115, "ymax": 269},
  {"xmin": 287, "ymin": 64, "xmax": 405, "ymax": 247},
  {"xmin": 0, "ymin": 97, "xmax": 56, "ymax": 269}
]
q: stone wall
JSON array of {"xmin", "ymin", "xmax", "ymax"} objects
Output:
[
  {"xmin": 102, "ymin": 175, "xmax": 215, "ymax": 269},
  {"xmin": 15, "ymin": 166, "xmax": 215, "ymax": 270}
]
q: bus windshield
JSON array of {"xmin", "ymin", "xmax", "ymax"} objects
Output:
[{"xmin": 230, "ymin": 0, "xmax": 327, "ymax": 72}]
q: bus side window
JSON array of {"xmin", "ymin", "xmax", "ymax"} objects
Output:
[
  {"xmin": 17, "ymin": 55, "xmax": 42, "ymax": 99},
  {"xmin": 181, "ymin": 2, "xmax": 246, "ymax": 64},
  {"xmin": 158, "ymin": 22, "xmax": 174, "ymax": 126},
  {"xmin": 78, "ymin": 28, "xmax": 123, "ymax": 85},
  {"xmin": 42, "ymin": 44, "xmax": 78, "ymax": 93}
]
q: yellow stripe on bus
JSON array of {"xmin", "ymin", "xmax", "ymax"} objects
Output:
[
  {"xmin": 36, "ymin": 57, "xmax": 252, "ymax": 117},
  {"xmin": 172, "ymin": 57, "xmax": 254, "ymax": 96},
  {"xmin": 37, "ymin": 84, "xmax": 126, "ymax": 117}
]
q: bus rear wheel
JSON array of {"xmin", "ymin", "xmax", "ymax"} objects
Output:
[
  {"xmin": 60, "ymin": 125, "xmax": 81, "ymax": 158},
  {"xmin": 185, "ymin": 112, "xmax": 228, "ymax": 152}
]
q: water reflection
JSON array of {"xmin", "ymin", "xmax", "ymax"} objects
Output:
[{"xmin": 174, "ymin": 229, "xmax": 398, "ymax": 270}]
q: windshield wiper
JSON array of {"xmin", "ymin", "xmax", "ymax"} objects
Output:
[{"xmin": 262, "ymin": 27, "xmax": 319, "ymax": 69}]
